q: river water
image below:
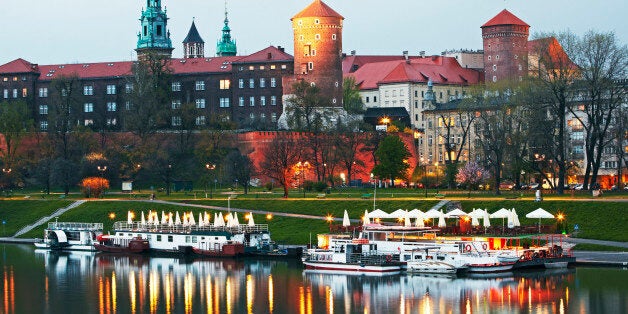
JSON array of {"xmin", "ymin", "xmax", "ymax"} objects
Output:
[{"xmin": 1, "ymin": 244, "xmax": 627, "ymax": 314}]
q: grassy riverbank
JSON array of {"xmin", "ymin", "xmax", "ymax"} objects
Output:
[{"xmin": 1, "ymin": 198, "xmax": 626, "ymax": 245}]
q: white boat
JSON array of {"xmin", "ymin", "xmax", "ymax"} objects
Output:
[
  {"xmin": 302, "ymin": 240, "xmax": 403, "ymax": 274},
  {"xmin": 404, "ymin": 247, "xmax": 468, "ymax": 274},
  {"xmin": 34, "ymin": 222, "xmax": 103, "ymax": 251}
]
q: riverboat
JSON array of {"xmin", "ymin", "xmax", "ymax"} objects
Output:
[
  {"xmin": 514, "ymin": 245, "xmax": 575, "ymax": 269},
  {"xmin": 34, "ymin": 222, "xmax": 103, "ymax": 251},
  {"xmin": 192, "ymin": 241, "xmax": 245, "ymax": 257},
  {"xmin": 94, "ymin": 235, "xmax": 150, "ymax": 253},
  {"xmin": 302, "ymin": 240, "xmax": 403, "ymax": 274}
]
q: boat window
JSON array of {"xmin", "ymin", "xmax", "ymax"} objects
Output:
[
  {"xmin": 201, "ymin": 237, "xmax": 205, "ymax": 240},
  {"xmin": 215, "ymin": 237, "xmax": 219, "ymax": 240},
  {"xmin": 403, "ymin": 254, "xmax": 411, "ymax": 261},
  {"xmin": 168, "ymin": 235, "xmax": 173, "ymax": 242},
  {"xmin": 185, "ymin": 236, "xmax": 191, "ymax": 243},
  {"xmin": 415, "ymin": 255, "xmax": 422, "ymax": 260},
  {"xmin": 157, "ymin": 235, "xmax": 162, "ymax": 241},
  {"xmin": 147, "ymin": 235, "xmax": 151, "ymax": 240},
  {"xmin": 128, "ymin": 233, "xmax": 132, "ymax": 237},
  {"xmin": 192, "ymin": 236, "xmax": 197, "ymax": 243},
  {"xmin": 437, "ymin": 256, "xmax": 445, "ymax": 261}
]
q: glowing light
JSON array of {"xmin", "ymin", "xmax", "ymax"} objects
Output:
[
  {"xmin": 268, "ymin": 275, "xmax": 274, "ymax": 314},
  {"xmin": 246, "ymin": 274, "xmax": 254, "ymax": 314},
  {"xmin": 129, "ymin": 271, "xmax": 137, "ymax": 314},
  {"xmin": 326, "ymin": 215, "xmax": 334, "ymax": 223},
  {"xmin": 109, "ymin": 213, "xmax": 116, "ymax": 220},
  {"xmin": 112, "ymin": 272, "xmax": 117, "ymax": 312},
  {"xmin": 557, "ymin": 213, "xmax": 565, "ymax": 221},
  {"xmin": 266, "ymin": 213, "xmax": 273, "ymax": 220}
]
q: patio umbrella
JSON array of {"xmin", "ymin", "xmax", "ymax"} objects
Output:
[
  {"xmin": 367, "ymin": 209, "xmax": 391, "ymax": 219},
  {"xmin": 175, "ymin": 212, "xmax": 181, "ymax": 225},
  {"xmin": 141, "ymin": 211, "xmax": 146, "ymax": 225},
  {"xmin": 424, "ymin": 208, "xmax": 442, "ymax": 219},
  {"xmin": 189, "ymin": 212, "xmax": 196, "ymax": 226},
  {"xmin": 182, "ymin": 213, "xmax": 189, "ymax": 226},
  {"xmin": 483, "ymin": 209, "xmax": 491, "ymax": 228},
  {"xmin": 415, "ymin": 216, "xmax": 425, "ymax": 228},
  {"xmin": 161, "ymin": 211, "xmax": 167, "ymax": 224},
  {"xmin": 511, "ymin": 208, "xmax": 521, "ymax": 227},
  {"xmin": 389, "ymin": 209, "xmax": 408, "ymax": 219},
  {"xmin": 146, "ymin": 211, "xmax": 152, "ymax": 224},
  {"xmin": 127, "ymin": 211, "xmax": 133, "ymax": 224},
  {"xmin": 232, "ymin": 212, "xmax": 240, "ymax": 226},
  {"xmin": 526, "ymin": 208, "xmax": 555, "ymax": 233},
  {"xmin": 168, "ymin": 213, "xmax": 173, "ymax": 227},
  {"xmin": 445, "ymin": 208, "xmax": 467, "ymax": 218},
  {"xmin": 248, "ymin": 213, "xmax": 255, "ymax": 227},
  {"xmin": 408, "ymin": 209, "xmax": 424, "ymax": 218},
  {"xmin": 204, "ymin": 212, "xmax": 210, "ymax": 225},
  {"xmin": 490, "ymin": 208, "xmax": 512, "ymax": 231},
  {"xmin": 215, "ymin": 213, "xmax": 224, "ymax": 227},
  {"xmin": 438, "ymin": 210, "xmax": 447, "ymax": 228},
  {"xmin": 225, "ymin": 213, "xmax": 233, "ymax": 227},
  {"xmin": 198, "ymin": 213, "xmax": 204, "ymax": 227},
  {"xmin": 468, "ymin": 208, "xmax": 482, "ymax": 227},
  {"xmin": 363, "ymin": 210, "xmax": 371, "ymax": 225},
  {"xmin": 342, "ymin": 210, "xmax": 351, "ymax": 227},
  {"xmin": 404, "ymin": 211, "xmax": 412, "ymax": 227}
]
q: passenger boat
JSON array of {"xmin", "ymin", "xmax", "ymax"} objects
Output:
[
  {"xmin": 302, "ymin": 239, "xmax": 403, "ymax": 274},
  {"xmin": 94, "ymin": 235, "xmax": 150, "ymax": 253},
  {"xmin": 192, "ymin": 241, "xmax": 245, "ymax": 257},
  {"xmin": 514, "ymin": 245, "xmax": 575, "ymax": 269},
  {"xmin": 34, "ymin": 222, "xmax": 103, "ymax": 251},
  {"xmin": 404, "ymin": 247, "xmax": 465, "ymax": 275}
]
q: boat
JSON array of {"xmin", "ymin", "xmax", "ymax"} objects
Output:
[
  {"xmin": 544, "ymin": 260, "xmax": 568, "ymax": 269},
  {"xmin": 94, "ymin": 235, "xmax": 150, "ymax": 253},
  {"xmin": 192, "ymin": 241, "xmax": 245, "ymax": 257},
  {"xmin": 302, "ymin": 240, "xmax": 403, "ymax": 274},
  {"xmin": 404, "ymin": 247, "xmax": 464, "ymax": 275},
  {"xmin": 514, "ymin": 245, "xmax": 575, "ymax": 269},
  {"xmin": 34, "ymin": 222, "xmax": 103, "ymax": 251}
]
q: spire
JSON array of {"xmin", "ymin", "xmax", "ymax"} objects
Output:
[
  {"xmin": 183, "ymin": 20, "xmax": 205, "ymax": 58},
  {"xmin": 136, "ymin": 0, "xmax": 173, "ymax": 59},
  {"xmin": 216, "ymin": 0, "xmax": 237, "ymax": 56},
  {"xmin": 424, "ymin": 79, "xmax": 435, "ymax": 102}
]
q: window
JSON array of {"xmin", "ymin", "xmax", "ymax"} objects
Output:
[
  {"xmin": 83, "ymin": 85, "xmax": 93, "ymax": 95},
  {"xmin": 271, "ymin": 113, "xmax": 277, "ymax": 122},
  {"xmin": 239, "ymin": 97, "xmax": 244, "ymax": 107},
  {"xmin": 40, "ymin": 121, "xmax": 48, "ymax": 131},
  {"xmin": 260, "ymin": 113, "xmax": 266, "ymax": 121},
  {"xmin": 281, "ymin": 65, "xmax": 287, "ymax": 69},
  {"xmin": 39, "ymin": 105, "xmax": 48, "ymax": 115},
  {"xmin": 270, "ymin": 65, "xmax": 276, "ymax": 70},
  {"xmin": 172, "ymin": 82, "xmax": 181, "ymax": 91},
  {"xmin": 308, "ymin": 62, "xmax": 314, "ymax": 70},
  {"xmin": 84, "ymin": 103, "xmax": 94, "ymax": 113},
  {"xmin": 195, "ymin": 80, "xmax": 205, "ymax": 91},
  {"xmin": 571, "ymin": 131, "xmax": 584, "ymax": 141},
  {"xmin": 373, "ymin": 96, "xmax": 377, "ymax": 102},
  {"xmin": 299, "ymin": 35, "xmax": 304, "ymax": 41},
  {"xmin": 249, "ymin": 79, "xmax": 255, "ymax": 88},
  {"xmin": 250, "ymin": 113, "xmax": 255, "ymax": 120},
  {"xmin": 106, "ymin": 85, "xmax": 116, "ymax": 95},
  {"xmin": 238, "ymin": 79, "xmax": 244, "ymax": 89},
  {"xmin": 22, "ymin": 88, "xmax": 27, "ymax": 97},
  {"xmin": 271, "ymin": 95, "xmax": 277, "ymax": 106},
  {"xmin": 220, "ymin": 97, "xmax": 230, "ymax": 108},
  {"xmin": 107, "ymin": 102, "xmax": 117, "ymax": 112},
  {"xmin": 260, "ymin": 78, "xmax": 266, "ymax": 88},
  {"xmin": 493, "ymin": 65, "xmax": 497, "ymax": 71},
  {"xmin": 195, "ymin": 116, "xmax": 206, "ymax": 125},
  {"xmin": 84, "ymin": 119, "xmax": 93, "ymax": 126},
  {"xmin": 171, "ymin": 100, "xmax": 181, "ymax": 109},
  {"xmin": 260, "ymin": 96, "xmax": 266, "ymax": 106},
  {"xmin": 259, "ymin": 65, "xmax": 265, "ymax": 70},
  {"xmin": 125, "ymin": 101, "xmax": 132, "ymax": 110},
  {"xmin": 270, "ymin": 77, "xmax": 276, "ymax": 88},
  {"xmin": 125, "ymin": 83, "xmax": 133, "ymax": 93},
  {"xmin": 311, "ymin": 49, "xmax": 316, "ymax": 56},
  {"xmin": 492, "ymin": 76, "xmax": 497, "ymax": 82},
  {"xmin": 392, "ymin": 90, "xmax": 397, "ymax": 97},
  {"xmin": 488, "ymin": 56, "xmax": 491, "ymax": 61},
  {"xmin": 220, "ymin": 79, "xmax": 230, "ymax": 89},
  {"xmin": 249, "ymin": 66, "xmax": 254, "ymax": 71},
  {"xmin": 249, "ymin": 96, "xmax": 255, "ymax": 106},
  {"xmin": 196, "ymin": 98, "xmax": 206, "ymax": 109},
  {"xmin": 332, "ymin": 34, "xmax": 337, "ymax": 40},
  {"xmin": 106, "ymin": 118, "xmax": 117, "ymax": 126},
  {"xmin": 172, "ymin": 116, "xmax": 181, "ymax": 126},
  {"xmin": 315, "ymin": 34, "xmax": 320, "ymax": 40},
  {"xmin": 3, "ymin": 89, "xmax": 7, "ymax": 98},
  {"xmin": 314, "ymin": 19, "xmax": 320, "ymax": 24},
  {"xmin": 38, "ymin": 88, "xmax": 48, "ymax": 97},
  {"xmin": 428, "ymin": 135, "xmax": 433, "ymax": 145}
]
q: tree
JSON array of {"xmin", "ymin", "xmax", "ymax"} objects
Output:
[
  {"xmin": 456, "ymin": 161, "xmax": 490, "ymax": 197},
  {"xmin": 224, "ymin": 149, "xmax": 255, "ymax": 194},
  {"xmin": 79, "ymin": 177, "xmax": 109, "ymax": 198},
  {"xmin": 372, "ymin": 135, "xmax": 411, "ymax": 187},
  {"xmin": 259, "ymin": 134, "xmax": 303, "ymax": 198},
  {"xmin": 343, "ymin": 76, "xmax": 364, "ymax": 114},
  {"xmin": 0, "ymin": 100, "xmax": 32, "ymax": 169},
  {"xmin": 285, "ymin": 80, "xmax": 328, "ymax": 132}
]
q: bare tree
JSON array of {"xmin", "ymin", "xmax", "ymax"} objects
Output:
[{"xmin": 260, "ymin": 133, "xmax": 303, "ymax": 198}]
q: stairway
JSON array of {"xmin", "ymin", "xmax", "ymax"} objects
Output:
[{"xmin": 13, "ymin": 200, "xmax": 86, "ymax": 237}]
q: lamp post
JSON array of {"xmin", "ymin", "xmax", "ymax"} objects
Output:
[
  {"xmin": 97, "ymin": 166, "xmax": 107, "ymax": 198},
  {"xmin": 205, "ymin": 163, "xmax": 216, "ymax": 199},
  {"xmin": 298, "ymin": 161, "xmax": 309, "ymax": 198},
  {"xmin": 420, "ymin": 158, "xmax": 427, "ymax": 198},
  {"xmin": 166, "ymin": 164, "xmax": 172, "ymax": 196},
  {"xmin": 370, "ymin": 173, "xmax": 377, "ymax": 211},
  {"xmin": 434, "ymin": 162, "xmax": 440, "ymax": 193}
]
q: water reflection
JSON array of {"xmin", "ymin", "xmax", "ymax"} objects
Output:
[{"xmin": 0, "ymin": 245, "xmax": 626, "ymax": 313}]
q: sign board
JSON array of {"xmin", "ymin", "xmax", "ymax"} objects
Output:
[
  {"xmin": 573, "ymin": 224, "xmax": 579, "ymax": 231},
  {"xmin": 375, "ymin": 125, "xmax": 388, "ymax": 132},
  {"xmin": 122, "ymin": 181, "xmax": 133, "ymax": 191}
]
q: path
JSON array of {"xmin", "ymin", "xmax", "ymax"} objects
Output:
[{"xmin": 12, "ymin": 200, "xmax": 86, "ymax": 238}]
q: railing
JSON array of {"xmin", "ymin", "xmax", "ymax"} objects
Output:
[
  {"xmin": 47, "ymin": 222, "xmax": 103, "ymax": 231},
  {"xmin": 112, "ymin": 221, "xmax": 268, "ymax": 234}
]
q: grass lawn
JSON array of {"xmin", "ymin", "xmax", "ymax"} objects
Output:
[
  {"xmin": 0, "ymin": 200, "xmax": 72, "ymax": 237},
  {"xmin": 572, "ymin": 243, "xmax": 628, "ymax": 252}
]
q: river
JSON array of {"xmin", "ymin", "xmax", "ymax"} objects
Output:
[{"xmin": 0, "ymin": 244, "xmax": 627, "ymax": 313}]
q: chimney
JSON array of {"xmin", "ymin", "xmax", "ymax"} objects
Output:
[
  {"xmin": 278, "ymin": 46, "xmax": 284, "ymax": 52},
  {"xmin": 350, "ymin": 50, "xmax": 356, "ymax": 56},
  {"xmin": 420, "ymin": 51, "xmax": 425, "ymax": 58},
  {"xmin": 403, "ymin": 50, "xmax": 408, "ymax": 60}
]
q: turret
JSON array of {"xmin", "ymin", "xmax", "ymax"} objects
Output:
[
  {"xmin": 136, "ymin": 0, "xmax": 174, "ymax": 59},
  {"xmin": 216, "ymin": 3, "xmax": 237, "ymax": 57},
  {"xmin": 183, "ymin": 20, "xmax": 205, "ymax": 58}
]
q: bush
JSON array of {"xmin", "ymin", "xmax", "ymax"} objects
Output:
[
  {"xmin": 312, "ymin": 181, "xmax": 328, "ymax": 192},
  {"xmin": 79, "ymin": 177, "xmax": 109, "ymax": 198},
  {"xmin": 264, "ymin": 182, "xmax": 274, "ymax": 191}
]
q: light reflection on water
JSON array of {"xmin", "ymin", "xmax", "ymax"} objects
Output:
[{"xmin": 0, "ymin": 244, "xmax": 627, "ymax": 313}]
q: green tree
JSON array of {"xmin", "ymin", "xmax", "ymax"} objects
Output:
[
  {"xmin": 343, "ymin": 76, "xmax": 364, "ymax": 114},
  {"xmin": 0, "ymin": 100, "xmax": 32, "ymax": 168},
  {"xmin": 285, "ymin": 80, "xmax": 327, "ymax": 132},
  {"xmin": 372, "ymin": 135, "xmax": 411, "ymax": 187}
]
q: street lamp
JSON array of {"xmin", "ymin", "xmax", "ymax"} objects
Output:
[
  {"xmin": 370, "ymin": 173, "xmax": 377, "ymax": 211},
  {"xmin": 420, "ymin": 158, "xmax": 427, "ymax": 198},
  {"xmin": 166, "ymin": 164, "xmax": 172, "ymax": 196},
  {"xmin": 434, "ymin": 162, "xmax": 440, "ymax": 193},
  {"xmin": 205, "ymin": 163, "xmax": 216, "ymax": 199},
  {"xmin": 97, "ymin": 166, "xmax": 107, "ymax": 198},
  {"xmin": 298, "ymin": 161, "xmax": 309, "ymax": 198}
]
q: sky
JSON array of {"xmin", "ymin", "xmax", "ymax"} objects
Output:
[{"xmin": 2, "ymin": 0, "xmax": 627, "ymax": 65}]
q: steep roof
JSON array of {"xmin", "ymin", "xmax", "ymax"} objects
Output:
[
  {"xmin": 481, "ymin": 9, "xmax": 529, "ymax": 28},
  {"xmin": 528, "ymin": 37, "xmax": 577, "ymax": 69},
  {"xmin": 346, "ymin": 56, "xmax": 482, "ymax": 90},
  {"xmin": 232, "ymin": 46, "xmax": 293, "ymax": 64},
  {"xmin": 342, "ymin": 55, "xmax": 411, "ymax": 73},
  {"xmin": 0, "ymin": 58, "xmax": 39, "ymax": 74},
  {"xmin": 183, "ymin": 21, "xmax": 204, "ymax": 44},
  {"xmin": 292, "ymin": 0, "xmax": 343, "ymax": 20}
]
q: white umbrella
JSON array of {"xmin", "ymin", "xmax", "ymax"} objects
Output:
[
  {"xmin": 182, "ymin": 213, "xmax": 189, "ymax": 226},
  {"xmin": 445, "ymin": 208, "xmax": 467, "ymax": 218},
  {"xmin": 216, "ymin": 212, "xmax": 225, "ymax": 227},
  {"xmin": 224, "ymin": 213, "xmax": 233, "ymax": 227},
  {"xmin": 168, "ymin": 212, "xmax": 173, "ymax": 227},
  {"xmin": 189, "ymin": 212, "xmax": 196, "ymax": 226},
  {"xmin": 483, "ymin": 209, "xmax": 491, "ymax": 228},
  {"xmin": 389, "ymin": 209, "xmax": 408, "ymax": 219},
  {"xmin": 141, "ymin": 211, "xmax": 146, "ymax": 225},
  {"xmin": 147, "ymin": 210, "xmax": 152, "ymax": 224},
  {"xmin": 232, "ymin": 212, "xmax": 240, "ymax": 226},
  {"xmin": 363, "ymin": 210, "xmax": 371, "ymax": 225},
  {"xmin": 161, "ymin": 211, "xmax": 167, "ymax": 224},
  {"xmin": 468, "ymin": 208, "xmax": 482, "ymax": 227},
  {"xmin": 204, "ymin": 212, "xmax": 211, "ymax": 225},
  {"xmin": 526, "ymin": 208, "xmax": 555, "ymax": 233},
  {"xmin": 511, "ymin": 208, "xmax": 521, "ymax": 227},
  {"xmin": 198, "ymin": 213, "xmax": 204, "ymax": 227},
  {"xmin": 507, "ymin": 210, "xmax": 514, "ymax": 228},
  {"xmin": 127, "ymin": 211, "xmax": 133, "ymax": 224},
  {"xmin": 342, "ymin": 210, "xmax": 351, "ymax": 227},
  {"xmin": 404, "ymin": 211, "xmax": 412, "ymax": 227},
  {"xmin": 175, "ymin": 212, "xmax": 181, "ymax": 225},
  {"xmin": 248, "ymin": 213, "xmax": 255, "ymax": 226},
  {"xmin": 367, "ymin": 209, "xmax": 391, "ymax": 219},
  {"xmin": 408, "ymin": 209, "xmax": 424, "ymax": 218},
  {"xmin": 490, "ymin": 208, "xmax": 512, "ymax": 231},
  {"xmin": 438, "ymin": 210, "xmax": 447, "ymax": 228},
  {"xmin": 415, "ymin": 216, "xmax": 425, "ymax": 228},
  {"xmin": 424, "ymin": 208, "xmax": 441, "ymax": 219}
]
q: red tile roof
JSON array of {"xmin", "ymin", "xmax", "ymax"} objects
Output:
[
  {"xmin": 232, "ymin": 46, "xmax": 293, "ymax": 63},
  {"xmin": 528, "ymin": 37, "xmax": 577, "ymax": 70},
  {"xmin": 481, "ymin": 9, "xmax": 529, "ymax": 28},
  {"xmin": 346, "ymin": 56, "xmax": 482, "ymax": 90},
  {"xmin": 0, "ymin": 58, "xmax": 39, "ymax": 74},
  {"xmin": 292, "ymin": 0, "xmax": 343, "ymax": 20},
  {"xmin": 342, "ymin": 55, "xmax": 412, "ymax": 73}
]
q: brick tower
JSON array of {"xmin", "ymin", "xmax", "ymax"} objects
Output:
[
  {"xmin": 481, "ymin": 9, "xmax": 529, "ymax": 83},
  {"xmin": 291, "ymin": 0, "xmax": 344, "ymax": 106}
]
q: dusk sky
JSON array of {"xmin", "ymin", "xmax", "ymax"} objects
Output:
[{"xmin": 2, "ymin": 0, "xmax": 627, "ymax": 65}]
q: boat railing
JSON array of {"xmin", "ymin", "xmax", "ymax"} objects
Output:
[
  {"xmin": 112, "ymin": 221, "xmax": 269, "ymax": 234},
  {"xmin": 347, "ymin": 252, "xmax": 399, "ymax": 264},
  {"xmin": 47, "ymin": 222, "xmax": 103, "ymax": 231}
]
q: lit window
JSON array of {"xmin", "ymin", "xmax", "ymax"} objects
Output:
[
  {"xmin": 38, "ymin": 88, "xmax": 48, "ymax": 97},
  {"xmin": 106, "ymin": 85, "xmax": 116, "ymax": 95},
  {"xmin": 220, "ymin": 98, "xmax": 230, "ymax": 108},
  {"xmin": 84, "ymin": 119, "xmax": 93, "ymax": 126},
  {"xmin": 83, "ymin": 85, "xmax": 93, "ymax": 95},
  {"xmin": 260, "ymin": 96, "xmax": 266, "ymax": 106},
  {"xmin": 270, "ymin": 77, "xmax": 276, "ymax": 87},
  {"xmin": 220, "ymin": 79, "xmax": 231, "ymax": 89},
  {"xmin": 84, "ymin": 103, "xmax": 94, "ymax": 112},
  {"xmin": 22, "ymin": 88, "xmax": 27, "ymax": 97},
  {"xmin": 249, "ymin": 96, "xmax": 255, "ymax": 106},
  {"xmin": 239, "ymin": 97, "xmax": 244, "ymax": 107}
]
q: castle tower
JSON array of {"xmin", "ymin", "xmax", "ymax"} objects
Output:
[
  {"xmin": 136, "ymin": 0, "xmax": 174, "ymax": 59},
  {"xmin": 291, "ymin": 0, "xmax": 344, "ymax": 106},
  {"xmin": 183, "ymin": 20, "xmax": 205, "ymax": 58},
  {"xmin": 481, "ymin": 9, "xmax": 529, "ymax": 83},
  {"xmin": 216, "ymin": 4, "xmax": 237, "ymax": 56}
]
